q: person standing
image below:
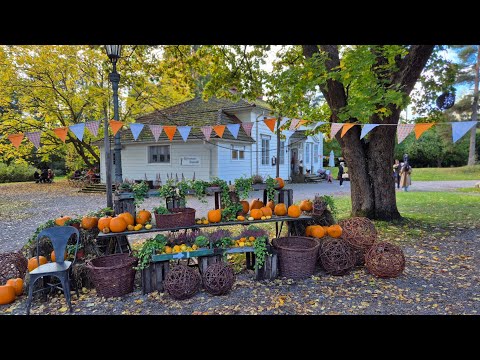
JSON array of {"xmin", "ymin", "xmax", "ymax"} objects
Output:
[
  {"xmin": 338, "ymin": 161, "xmax": 345, "ymax": 187},
  {"xmin": 393, "ymin": 159, "xmax": 401, "ymax": 189},
  {"xmin": 399, "ymin": 162, "xmax": 412, "ymax": 191}
]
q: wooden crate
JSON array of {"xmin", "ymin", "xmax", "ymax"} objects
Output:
[
  {"xmin": 141, "ymin": 261, "xmax": 170, "ymax": 294},
  {"xmin": 255, "ymin": 253, "xmax": 278, "ymax": 280}
]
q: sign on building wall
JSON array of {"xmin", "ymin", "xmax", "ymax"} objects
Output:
[{"xmin": 180, "ymin": 156, "xmax": 201, "ymax": 166}]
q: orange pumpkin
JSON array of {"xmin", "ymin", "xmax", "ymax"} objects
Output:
[
  {"xmin": 274, "ymin": 203, "xmax": 287, "ymax": 216},
  {"xmin": 250, "ymin": 209, "xmax": 263, "ymax": 220},
  {"xmin": 287, "ymin": 205, "xmax": 301, "ymax": 218},
  {"xmin": 305, "ymin": 225, "xmax": 315, "ymax": 237},
  {"xmin": 311, "ymin": 226, "xmax": 326, "ymax": 239},
  {"xmin": 300, "ymin": 200, "xmax": 313, "ymax": 212},
  {"xmin": 260, "ymin": 206, "xmax": 272, "ymax": 217},
  {"xmin": 266, "ymin": 200, "xmax": 275, "ymax": 212},
  {"xmin": 208, "ymin": 209, "xmax": 222, "ymax": 223},
  {"xmin": 6, "ymin": 278, "xmax": 23, "ymax": 296},
  {"xmin": 81, "ymin": 216, "xmax": 98, "ymax": 230},
  {"xmin": 55, "ymin": 216, "xmax": 71, "ymax": 226},
  {"xmin": 97, "ymin": 216, "xmax": 112, "ymax": 231},
  {"xmin": 275, "ymin": 177, "xmax": 285, "ymax": 189},
  {"xmin": 28, "ymin": 256, "xmax": 47, "ymax": 272},
  {"xmin": 136, "ymin": 210, "xmax": 151, "ymax": 225},
  {"xmin": 51, "ymin": 250, "xmax": 67, "ymax": 262},
  {"xmin": 322, "ymin": 226, "xmax": 329, "ymax": 233},
  {"xmin": 118, "ymin": 212, "xmax": 135, "ymax": 226},
  {"xmin": 109, "ymin": 217, "xmax": 128, "ymax": 233},
  {"xmin": 237, "ymin": 215, "xmax": 245, "ymax": 221},
  {"xmin": 0, "ymin": 285, "xmax": 16, "ymax": 305},
  {"xmin": 250, "ymin": 198, "xmax": 264, "ymax": 211},
  {"xmin": 327, "ymin": 224, "xmax": 342, "ymax": 238},
  {"xmin": 239, "ymin": 201, "xmax": 250, "ymax": 216}
]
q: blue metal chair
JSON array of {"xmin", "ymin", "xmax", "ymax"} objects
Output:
[{"xmin": 26, "ymin": 226, "xmax": 80, "ymax": 315}]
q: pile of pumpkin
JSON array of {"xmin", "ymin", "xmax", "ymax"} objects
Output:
[
  {"xmin": 56, "ymin": 210, "xmax": 153, "ymax": 234},
  {"xmin": 305, "ymin": 224, "xmax": 343, "ymax": 239},
  {"xmin": 205, "ymin": 198, "xmax": 312, "ymax": 224},
  {"xmin": 0, "ymin": 278, "xmax": 24, "ymax": 306}
]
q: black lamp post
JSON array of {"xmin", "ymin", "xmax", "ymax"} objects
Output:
[{"xmin": 105, "ymin": 45, "xmax": 123, "ymax": 186}]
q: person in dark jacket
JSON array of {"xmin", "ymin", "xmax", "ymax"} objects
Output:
[
  {"xmin": 393, "ymin": 159, "xmax": 401, "ymax": 189},
  {"xmin": 338, "ymin": 161, "xmax": 345, "ymax": 187}
]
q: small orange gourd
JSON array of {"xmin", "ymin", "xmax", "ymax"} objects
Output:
[
  {"xmin": 55, "ymin": 216, "xmax": 71, "ymax": 226},
  {"xmin": 81, "ymin": 216, "xmax": 98, "ymax": 230},
  {"xmin": 250, "ymin": 209, "xmax": 263, "ymax": 220},
  {"xmin": 0, "ymin": 285, "xmax": 16, "ymax": 305},
  {"xmin": 274, "ymin": 203, "xmax": 287, "ymax": 216},
  {"xmin": 299, "ymin": 200, "xmax": 313, "ymax": 212},
  {"xmin": 287, "ymin": 205, "xmax": 301, "ymax": 218},
  {"xmin": 6, "ymin": 278, "xmax": 23, "ymax": 296},
  {"xmin": 135, "ymin": 210, "xmax": 151, "ymax": 225},
  {"xmin": 327, "ymin": 224, "xmax": 342, "ymax": 238},
  {"xmin": 208, "ymin": 209, "xmax": 222, "ymax": 223}
]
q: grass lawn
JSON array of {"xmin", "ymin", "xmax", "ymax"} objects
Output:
[{"xmin": 411, "ymin": 165, "xmax": 480, "ymax": 181}]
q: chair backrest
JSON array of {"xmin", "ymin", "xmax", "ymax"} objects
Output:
[{"xmin": 37, "ymin": 226, "xmax": 80, "ymax": 264}]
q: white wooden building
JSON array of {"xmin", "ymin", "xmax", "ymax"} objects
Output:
[{"xmin": 96, "ymin": 97, "xmax": 323, "ymax": 184}]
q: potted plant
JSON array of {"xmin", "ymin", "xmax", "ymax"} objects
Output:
[
  {"xmin": 251, "ymin": 174, "xmax": 266, "ymax": 190},
  {"xmin": 132, "ymin": 181, "xmax": 150, "ymax": 207},
  {"xmin": 64, "ymin": 217, "xmax": 82, "ymax": 230},
  {"xmin": 152, "ymin": 205, "xmax": 196, "ymax": 229}
]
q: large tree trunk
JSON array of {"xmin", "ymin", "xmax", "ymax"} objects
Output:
[{"xmin": 468, "ymin": 46, "xmax": 479, "ymax": 166}]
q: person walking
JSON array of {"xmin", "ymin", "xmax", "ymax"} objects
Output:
[
  {"xmin": 399, "ymin": 162, "xmax": 412, "ymax": 191},
  {"xmin": 393, "ymin": 159, "xmax": 401, "ymax": 189},
  {"xmin": 338, "ymin": 161, "xmax": 345, "ymax": 187}
]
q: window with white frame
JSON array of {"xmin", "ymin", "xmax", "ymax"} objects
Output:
[
  {"xmin": 305, "ymin": 143, "xmax": 310, "ymax": 163},
  {"xmin": 231, "ymin": 145, "xmax": 245, "ymax": 160},
  {"xmin": 261, "ymin": 135, "xmax": 270, "ymax": 165},
  {"xmin": 314, "ymin": 144, "xmax": 319, "ymax": 163},
  {"xmin": 279, "ymin": 141, "xmax": 285, "ymax": 164},
  {"xmin": 148, "ymin": 145, "xmax": 170, "ymax": 163}
]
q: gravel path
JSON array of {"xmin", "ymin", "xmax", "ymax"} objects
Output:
[{"xmin": 1, "ymin": 179, "xmax": 478, "ymax": 252}]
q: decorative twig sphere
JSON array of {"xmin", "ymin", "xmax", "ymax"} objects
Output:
[
  {"xmin": 339, "ymin": 217, "xmax": 377, "ymax": 265},
  {"xmin": 202, "ymin": 262, "xmax": 235, "ymax": 296},
  {"xmin": 164, "ymin": 264, "xmax": 201, "ymax": 300},
  {"xmin": 365, "ymin": 242, "xmax": 405, "ymax": 278},
  {"xmin": 0, "ymin": 251, "xmax": 28, "ymax": 283},
  {"xmin": 319, "ymin": 237, "xmax": 356, "ymax": 276}
]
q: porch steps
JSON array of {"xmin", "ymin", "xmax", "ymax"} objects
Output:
[{"xmin": 79, "ymin": 183, "xmax": 116, "ymax": 193}]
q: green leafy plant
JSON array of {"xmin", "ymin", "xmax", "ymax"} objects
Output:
[
  {"xmin": 132, "ymin": 181, "xmax": 149, "ymax": 207},
  {"xmin": 152, "ymin": 206, "xmax": 170, "ymax": 215},
  {"xmin": 218, "ymin": 237, "xmax": 234, "ymax": 248},
  {"xmin": 92, "ymin": 207, "xmax": 114, "ymax": 217},
  {"xmin": 158, "ymin": 179, "xmax": 177, "ymax": 199},
  {"xmin": 321, "ymin": 195, "xmax": 337, "ymax": 218},
  {"xmin": 190, "ymin": 179, "xmax": 209, "ymax": 203},
  {"xmin": 116, "ymin": 181, "xmax": 133, "ymax": 192},
  {"xmin": 253, "ymin": 235, "xmax": 269, "ymax": 270},
  {"xmin": 134, "ymin": 234, "xmax": 168, "ymax": 270},
  {"xmin": 265, "ymin": 176, "xmax": 277, "ymax": 201},
  {"xmin": 64, "ymin": 217, "xmax": 81, "ymax": 226},
  {"xmin": 194, "ymin": 235, "xmax": 209, "ymax": 248},
  {"xmin": 234, "ymin": 176, "xmax": 253, "ymax": 200},
  {"xmin": 221, "ymin": 203, "xmax": 243, "ymax": 222},
  {"xmin": 23, "ymin": 219, "xmax": 56, "ymax": 249}
]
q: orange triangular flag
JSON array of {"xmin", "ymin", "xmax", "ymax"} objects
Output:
[
  {"xmin": 163, "ymin": 126, "xmax": 177, "ymax": 141},
  {"xmin": 53, "ymin": 127, "xmax": 68, "ymax": 143},
  {"xmin": 8, "ymin": 133, "xmax": 24, "ymax": 149},
  {"xmin": 414, "ymin": 123, "xmax": 434, "ymax": 139},
  {"xmin": 213, "ymin": 125, "xmax": 226, "ymax": 138},
  {"xmin": 264, "ymin": 118, "xmax": 277, "ymax": 133},
  {"xmin": 296, "ymin": 119, "xmax": 308, "ymax": 128},
  {"xmin": 340, "ymin": 123, "xmax": 356, "ymax": 138},
  {"xmin": 109, "ymin": 120, "xmax": 123, "ymax": 135}
]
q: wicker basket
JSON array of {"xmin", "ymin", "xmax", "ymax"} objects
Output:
[
  {"xmin": 86, "ymin": 253, "xmax": 138, "ymax": 298},
  {"xmin": 272, "ymin": 236, "xmax": 320, "ymax": 280},
  {"xmin": 154, "ymin": 207, "xmax": 196, "ymax": 229}
]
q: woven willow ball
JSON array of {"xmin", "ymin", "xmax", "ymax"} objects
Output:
[
  {"xmin": 339, "ymin": 217, "xmax": 377, "ymax": 251},
  {"xmin": 0, "ymin": 252, "xmax": 28, "ymax": 283},
  {"xmin": 202, "ymin": 262, "xmax": 235, "ymax": 296},
  {"xmin": 365, "ymin": 242, "xmax": 405, "ymax": 278},
  {"xmin": 319, "ymin": 237, "xmax": 356, "ymax": 276},
  {"xmin": 164, "ymin": 265, "xmax": 201, "ymax": 300}
]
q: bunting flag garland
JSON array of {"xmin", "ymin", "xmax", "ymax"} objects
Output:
[
  {"xmin": 213, "ymin": 125, "xmax": 226, "ymax": 138},
  {"xmin": 340, "ymin": 123, "xmax": 356, "ymax": 138},
  {"xmin": 85, "ymin": 120, "xmax": 100, "ymax": 137},
  {"xmin": 148, "ymin": 125, "xmax": 163, "ymax": 141},
  {"xmin": 242, "ymin": 122, "xmax": 253, "ymax": 137},
  {"xmin": 109, "ymin": 120, "xmax": 123, "ymax": 136},
  {"xmin": 201, "ymin": 126, "xmax": 213, "ymax": 141},
  {"xmin": 264, "ymin": 118, "xmax": 277, "ymax": 133},
  {"xmin": 360, "ymin": 124, "xmax": 379, "ymax": 140},
  {"xmin": 451, "ymin": 121, "xmax": 477, "ymax": 143},
  {"xmin": 26, "ymin": 131, "xmax": 41, "ymax": 149},
  {"xmin": 297, "ymin": 119, "xmax": 308, "ymax": 128},
  {"xmin": 289, "ymin": 119, "xmax": 300, "ymax": 130},
  {"xmin": 226, "ymin": 124, "xmax": 240, "ymax": 139},
  {"xmin": 177, "ymin": 126, "xmax": 192, "ymax": 142},
  {"xmin": 314, "ymin": 121, "xmax": 326, "ymax": 130},
  {"xmin": 283, "ymin": 130, "xmax": 295, "ymax": 143},
  {"xmin": 53, "ymin": 127, "xmax": 68, "ymax": 143},
  {"xmin": 163, "ymin": 126, "xmax": 177, "ymax": 141},
  {"xmin": 69, "ymin": 123, "xmax": 86, "ymax": 141},
  {"xmin": 414, "ymin": 123, "xmax": 434, "ymax": 139},
  {"xmin": 8, "ymin": 133, "xmax": 24, "ymax": 149},
  {"xmin": 129, "ymin": 123, "xmax": 144, "ymax": 141},
  {"xmin": 330, "ymin": 123, "xmax": 343, "ymax": 139},
  {"xmin": 278, "ymin": 118, "xmax": 289, "ymax": 129},
  {"xmin": 397, "ymin": 124, "xmax": 415, "ymax": 144}
]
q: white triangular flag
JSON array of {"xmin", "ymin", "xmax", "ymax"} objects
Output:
[
  {"xmin": 86, "ymin": 121, "xmax": 100, "ymax": 137},
  {"xmin": 148, "ymin": 125, "xmax": 163, "ymax": 141},
  {"xmin": 397, "ymin": 124, "xmax": 415, "ymax": 144},
  {"xmin": 289, "ymin": 119, "xmax": 300, "ymax": 130},
  {"xmin": 330, "ymin": 123, "xmax": 343, "ymax": 139},
  {"xmin": 452, "ymin": 121, "xmax": 477, "ymax": 143},
  {"xmin": 360, "ymin": 124, "xmax": 379, "ymax": 139}
]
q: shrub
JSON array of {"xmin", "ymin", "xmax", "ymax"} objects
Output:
[{"xmin": 0, "ymin": 163, "xmax": 36, "ymax": 183}]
